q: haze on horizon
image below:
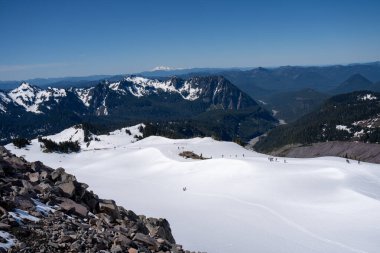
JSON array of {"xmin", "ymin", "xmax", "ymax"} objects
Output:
[{"xmin": 1, "ymin": 0, "xmax": 380, "ymax": 80}]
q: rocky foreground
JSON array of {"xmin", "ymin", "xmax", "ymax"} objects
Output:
[{"xmin": 0, "ymin": 146, "xmax": 201, "ymax": 253}]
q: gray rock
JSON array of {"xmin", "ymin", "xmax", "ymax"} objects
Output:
[
  {"xmin": 133, "ymin": 233, "xmax": 158, "ymax": 250},
  {"xmin": 58, "ymin": 181, "xmax": 76, "ymax": 197},
  {"xmin": 58, "ymin": 197, "xmax": 88, "ymax": 217},
  {"xmin": 99, "ymin": 199, "xmax": 120, "ymax": 219},
  {"xmin": 29, "ymin": 172, "xmax": 40, "ymax": 183}
]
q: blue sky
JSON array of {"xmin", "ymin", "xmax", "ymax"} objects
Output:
[{"xmin": 0, "ymin": 0, "xmax": 380, "ymax": 80}]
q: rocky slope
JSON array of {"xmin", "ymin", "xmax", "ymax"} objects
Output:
[
  {"xmin": 267, "ymin": 141, "xmax": 380, "ymax": 164},
  {"xmin": 0, "ymin": 146, "xmax": 200, "ymax": 253}
]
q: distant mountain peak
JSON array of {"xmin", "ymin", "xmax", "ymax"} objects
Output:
[
  {"xmin": 151, "ymin": 66, "xmax": 180, "ymax": 71},
  {"xmin": 332, "ymin": 73, "xmax": 374, "ymax": 94},
  {"xmin": 344, "ymin": 73, "xmax": 372, "ymax": 84}
]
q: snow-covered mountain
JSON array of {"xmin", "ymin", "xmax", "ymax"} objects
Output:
[
  {"xmin": 0, "ymin": 76, "xmax": 276, "ymax": 144},
  {"xmin": 6, "ymin": 125, "xmax": 380, "ymax": 253},
  {"xmin": 1, "ymin": 76, "xmax": 257, "ymax": 115},
  {"xmin": 7, "ymin": 82, "xmax": 67, "ymax": 113}
]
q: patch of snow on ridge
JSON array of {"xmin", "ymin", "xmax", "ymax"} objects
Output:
[
  {"xmin": 125, "ymin": 76, "xmax": 202, "ymax": 100},
  {"xmin": 358, "ymin": 94, "xmax": 377, "ymax": 101},
  {"xmin": 37, "ymin": 124, "xmax": 145, "ymax": 151},
  {"xmin": 75, "ymin": 87, "xmax": 94, "ymax": 107},
  {"xmin": 178, "ymin": 81, "xmax": 202, "ymax": 101},
  {"xmin": 0, "ymin": 92, "xmax": 10, "ymax": 113},
  {"xmin": 336, "ymin": 125, "xmax": 351, "ymax": 133}
]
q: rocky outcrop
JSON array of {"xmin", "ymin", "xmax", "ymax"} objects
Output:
[{"xmin": 0, "ymin": 146, "xmax": 201, "ymax": 253}]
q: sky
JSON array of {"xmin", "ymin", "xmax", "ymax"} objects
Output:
[{"xmin": 0, "ymin": 0, "xmax": 380, "ymax": 80}]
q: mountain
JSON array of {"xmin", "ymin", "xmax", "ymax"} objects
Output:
[
  {"xmin": 255, "ymin": 91, "xmax": 380, "ymax": 158},
  {"xmin": 215, "ymin": 62, "xmax": 380, "ymax": 98},
  {"xmin": 0, "ymin": 76, "xmax": 277, "ymax": 144},
  {"xmin": 260, "ymin": 88, "xmax": 329, "ymax": 123},
  {"xmin": 331, "ymin": 74, "xmax": 374, "ymax": 94}
]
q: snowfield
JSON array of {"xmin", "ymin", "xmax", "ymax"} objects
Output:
[{"xmin": 6, "ymin": 126, "xmax": 380, "ymax": 253}]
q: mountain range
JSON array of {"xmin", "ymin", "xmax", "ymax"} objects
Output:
[{"xmin": 0, "ymin": 76, "xmax": 276, "ymax": 144}]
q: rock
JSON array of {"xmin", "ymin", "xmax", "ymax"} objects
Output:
[
  {"xmin": 0, "ymin": 147, "xmax": 186, "ymax": 253},
  {"xmin": 29, "ymin": 172, "xmax": 40, "ymax": 183},
  {"xmin": 110, "ymin": 244, "xmax": 123, "ymax": 253},
  {"xmin": 144, "ymin": 218, "xmax": 176, "ymax": 243},
  {"xmin": 99, "ymin": 199, "xmax": 120, "ymax": 219},
  {"xmin": 31, "ymin": 161, "xmax": 52, "ymax": 173},
  {"xmin": 128, "ymin": 248, "xmax": 138, "ymax": 253},
  {"xmin": 39, "ymin": 171, "xmax": 48, "ymax": 180},
  {"xmin": 58, "ymin": 197, "xmax": 88, "ymax": 217},
  {"xmin": 58, "ymin": 181, "xmax": 76, "ymax": 197},
  {"xmin": 0, "ymin": 222, "xmax": 11, "ymax": 230},
  {"xmin": 34, "ymin": 182, "xmax": 52, "ymax": 193},
  {"xmin": 13, "ymin": 196, "xmax": 35, "ymax": 210},
  {"xmin": 50, "ymin": 167, "xmax": 66, "ymax": 181},
  {"xmin": 133, "ymin": 233, "xmax": 158, "ymax": 250},
  {"xmin": 114, "ymin": 233, "xmax": 131, "ymax": 248}
]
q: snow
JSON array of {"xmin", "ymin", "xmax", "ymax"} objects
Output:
[
  {"xmin": 6, "ymin": 126, "xmax": 380, "ymax": 253},
  {"xmin": 0, "ymin": 92, "xmax": 9, "ymax": 113},
  {"xmin": 75, "ymin": 87, "xmax": 94, "ymax": 107},
  {"xmin": 33, "ymin": 198, "xmax": 56, "ymax": 215},
  {"xmin": 336, "ymin": 125, "xmax": 351, "ymax": 133},
  {"xmin": 257, "ymin": 99, "xmax": 267, "ymax": 105},
  {"xmin": 0, "ymin": 231, "xmax": 16, "ymax": 250},
  {"xmin": 125, "ymin": 76, "xmax": 202, "ymax": 101},
  {"xmin": 40, "ymin": 124, "xmax": 143, "ymax": 151},
  {"xmin": 358, "ymin": 94, "xmax": 377, "ymax": 101},
  {"xmin": 152, "ymin": 66, "xmax": 179, "ymax": 71},
  {"xmin": 7, "ymin": 83, "xmax": 67, "ymax": 113},
  {"xmin": 9, "ymin": 209, "xmax": 40, "ymax": 223}
]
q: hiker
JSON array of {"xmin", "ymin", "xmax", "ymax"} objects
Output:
[{"xmin": 346, "ymin": 159, "xmax": 350, "ymax": 164}]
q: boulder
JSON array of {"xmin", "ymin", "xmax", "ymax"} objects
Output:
[
  {"xmin": 133, "ymin": 233, "xmax": 158, "ymax": 250},
  {"xmin": 99, "ymin": 199, "xmax": 120, "ymax": 219},
  {"xmin": 144, "ymin": 218, "xmax": 176, "ymax": 244},
  {"xmin": 28, "ymin": 172, "xmax": 40, "ymax": 183},
  {"xmin": 57, "ymin": 197, "xmax": 88, "ymax": 217},
  {"xmin": 13, "ymin": 196, "xmax": 35, "ymax": 211},
  {"xmin": 58, "ymin": 181, "xmax": 76, "ymax": 197}
]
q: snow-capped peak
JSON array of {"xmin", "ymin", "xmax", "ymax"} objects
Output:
[
  {"xmin": 8, "ymin": 82, "xmax": 66, "ymax": 114},
  {"xmin": 151, "ymin": 66, "xmax": 179, "ymax": 71}
]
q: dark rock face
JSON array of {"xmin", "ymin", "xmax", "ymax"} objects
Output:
[{"xmin": 0, "ymin": 146, "xmax": 201, "ymax": 253}]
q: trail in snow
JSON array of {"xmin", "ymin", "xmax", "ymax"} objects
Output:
[{"xmin": 5, "ymin": 126, "xmax": 380, "ymax": 253}]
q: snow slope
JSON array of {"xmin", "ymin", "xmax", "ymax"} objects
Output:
[{"xmin": 6, "ymin": 127, "xmax": 380, "ymax": 253}]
